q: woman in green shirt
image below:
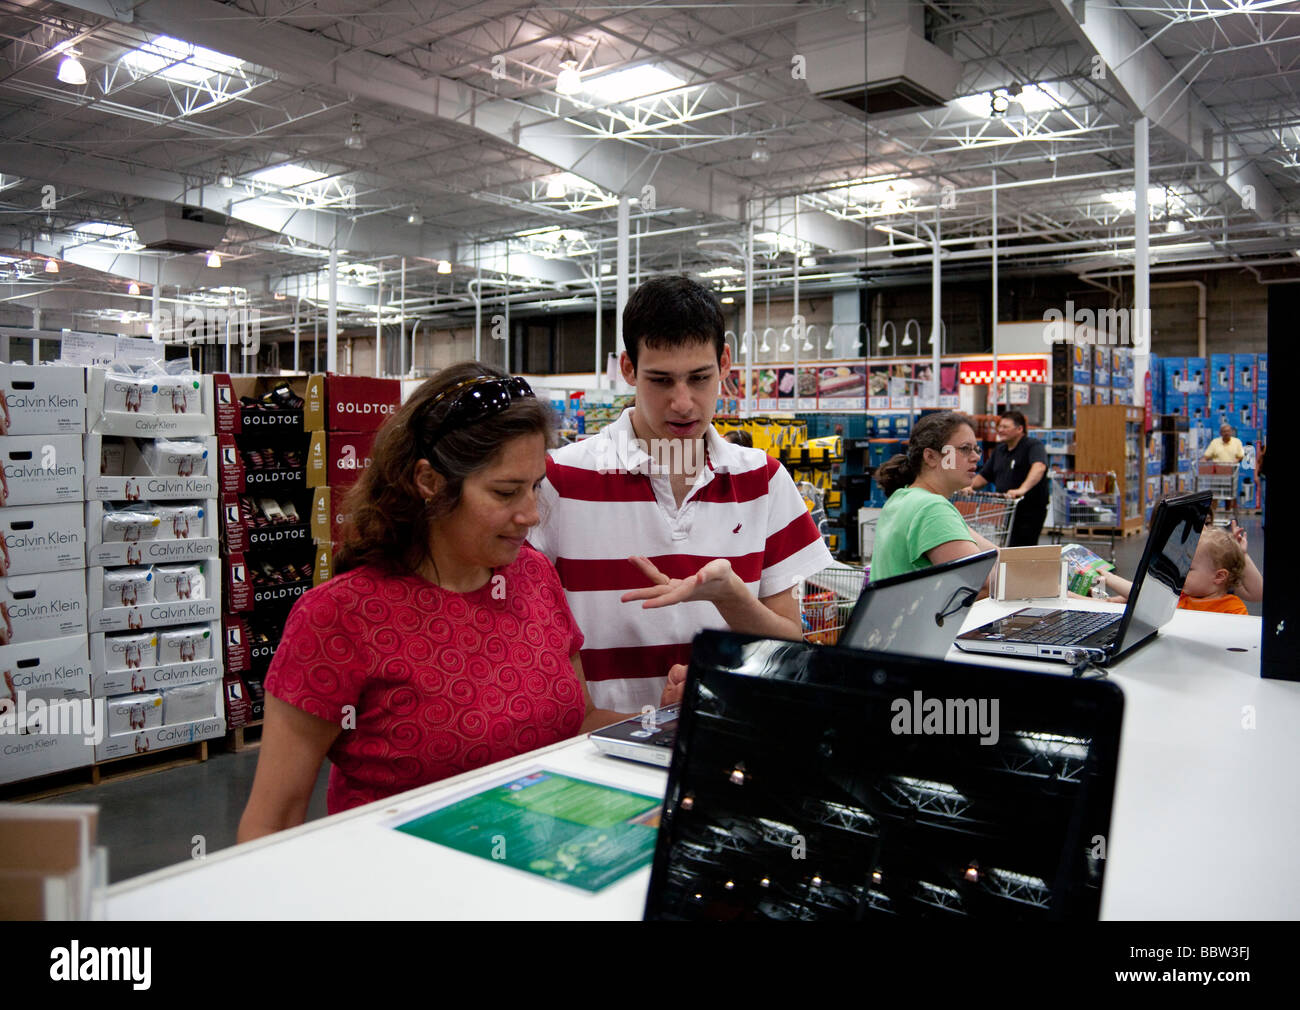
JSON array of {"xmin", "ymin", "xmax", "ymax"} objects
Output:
[{"xmin": 870, "ymin": 411, "xmax": 998, "ymax": 583}]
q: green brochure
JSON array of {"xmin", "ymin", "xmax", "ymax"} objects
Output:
[{"xmin": 394, "ymin": 770, "xmax": 662, "ymax": 893}]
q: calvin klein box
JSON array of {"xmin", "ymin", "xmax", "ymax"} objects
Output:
[
  {"xmin": 304, "ymin": 373, "xmax": 401, "ymax": 434},
  {"xmin": 90, "ymin": 626, "xmax": 221, "ymax": 697},
  {"xmin": 0, "ymin": 364, "xmax": 86, "ymax": 435},
  {"xmin": 0, "ymin": 634, "xmax": 91, "ymax": 701},
  {"xmin": 0, "ymin": 569, "xmax": 87, "ymax": 645},
  {"xmin": 106, "ymin": 692, "xmax": 163, "ymax": 736},
  {"xmin": 86, "ymin": 368, "xmax": 212, "ymax": 438},
  {"xmin": 84, "ymin": 434, "xmax": 217, "ymax": 501},
  {"xmin": 94, "ymin": 683, "xmax": 224, "ymax": 761},
  {"xmin": 0, "ymin": 695, "xmax": 96, "ymax": 786},
  {"xmin": 0, "ymin": 435, "xmax": 84, "ymax": 507},
  {"xmin": 0, "ymin": 503, "xmax": 85, "ymax": 576},
  {"xmin": 87, "ymin": 559, "xmax": 220, "ymax": 633},
  {"xmin": 162, "ymin": 682, "xmax": 218, "ymax": 725},
  {"xmin": 84, "ymin": 499, "xmax": 216, "ymax": 566}
]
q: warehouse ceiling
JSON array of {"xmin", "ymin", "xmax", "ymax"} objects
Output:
[{"xmin": 0, "ymin": 0, "xmax": 1296, "ymax": 341}]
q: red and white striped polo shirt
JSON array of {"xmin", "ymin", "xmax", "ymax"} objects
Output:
[{"xmin": 528, "ymin": 409, "xmax": 833, "ymax": 714}]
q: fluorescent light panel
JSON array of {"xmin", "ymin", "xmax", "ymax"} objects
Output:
[{"xmin": 585, "ymin": 65, "xmax": 684, "ymax": 103}]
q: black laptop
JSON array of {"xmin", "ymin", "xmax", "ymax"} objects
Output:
[
  {"xmin": 842, "ymin": 550, "xmax": 998, "ymax": 659},
  {"xmin": 954, "ymin": 491, "xmax": 1211, "ymax": 666},
  {"xmin": 644, "ymin": 630, "xmax": 1125, "ymax": 921}
]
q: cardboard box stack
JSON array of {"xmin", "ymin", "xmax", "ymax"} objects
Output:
[
  {"xmin": 84, "ymin": 366, "xmax": 224, "ymax": 761},
  {"xmin": 214, "ymin": 373, "xmax": 333, "ymax": 729},
  {"xmin": 0, "ymin": 363, "xmax": 93, "ymax": 785},
  {"xmin": 304, "ymin": 373, "xmax": 400, "ymax": 555}
]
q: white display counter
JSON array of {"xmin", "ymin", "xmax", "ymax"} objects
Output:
[{"xmin": 105, "ymin": 600, "xmax": 1300, "ymax": 920}]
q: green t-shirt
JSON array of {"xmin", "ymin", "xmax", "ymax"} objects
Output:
[{"xmin": 870, "ymin": 486, "xmax": 974, "ymax": 583}]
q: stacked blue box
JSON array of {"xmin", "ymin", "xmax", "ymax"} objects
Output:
[
  {"xmin": 1233, "ymin": 353, "xmax": 1255, "ymax": 395},
  {"xmin": 1210, "ymin": 392, "xmax": 1232, "ymax": 427},
  {"xmin": 1092, "ymin": 346, "xmax": 1111, "ymax": 387},
  {"xmin": 1232, "ymin": 392, "xmax": 1255, "ymax": 428},
  {"xmin": 1185, "ymin": 356, "xmax": 1208, "ymax": 394},
  {"xmin": 1257, "ymin": 353, "xmax": 1268, "ymax": 393},
  {"xmin": 1159, "ymin": 357, "xmax": 1185, "ymax": 415},
  {"xmin": 1210, "ymin": 353, "xmax": 1233, "ymax": 393}
]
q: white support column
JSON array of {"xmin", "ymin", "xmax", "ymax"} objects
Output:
[
  {"xmin": 1134, "ymin": 116, "xmax": 1151, "ymax": 406},
  {"xmin": 991, "ymin": 168, "xmax": 999, "ymax": 412},
  {"xmin": 616, "ymin": 196, "xmax": 630, "ymax": 360},
  {"xmin": 931, "ymin": 206, "xmax": 941, "ymax": 407},
  {"xmin": 399, "ymin": 256, "xmax": 406, "ymax": 377},
  {"xmin": 594, "ymin": 245, "xmax": 603, "ymax": 388},
  {"xmin": 375, "ymin": 266, "xmax": 383, "ymax": 378},
  {"xmin": 744, "ymin": 217, "xmax": 754, "ymax": 416},
  {"xmin": 473, "ymin": 242, "xmax": 482, "ymax": 362},
  {"xmin": 327, "ymin": 243, "xmax": 339, "ymax": 373}
]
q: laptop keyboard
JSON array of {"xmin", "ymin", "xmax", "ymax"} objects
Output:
[{"xmin": 1015, "ymin": 611, "xmax": 1119, "ymax": 645}]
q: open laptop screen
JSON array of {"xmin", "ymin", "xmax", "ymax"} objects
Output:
[
  {"xmin": 1110, "ymin": 492, "xmax": 1211, "ymax": 660},
  {"xmin": 645, "ymin": 630, "xmax": 1124, "ymax": 921},
  {"xmin": 841, "ymin": 550, "xmax": 997, "ymax": 659}
]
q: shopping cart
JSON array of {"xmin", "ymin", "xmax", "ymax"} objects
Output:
[
  {"xmin": 1044, "ymin": 470, "xmax": 1120, "ymax": 561},
  {"xmin": 1195, "ymin": 462, "xmax": 1239, "ymax": 525},
  {"xmin": 798, "ymin": 563, "xmax": 867, "ymax": 646},
  {"xmin": 949, "ymin": 490, "xmax": 1020, "ymax": 548}
]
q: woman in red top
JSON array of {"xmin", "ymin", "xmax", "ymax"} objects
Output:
[{"xmin": 238, "ymin": 363, "xmax": 630, "ymax": 841}]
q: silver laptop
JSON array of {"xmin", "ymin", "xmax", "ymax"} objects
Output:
[
  {"xmin": 841, "ymin": 550, "xmax": 998, "ymax": 659},
  {"xmin": 955, "ymin": 491, "xmax": 1211, "ymax": 666},
  {"xmin": 589, "ymin": 704, "xmax": 680, "ymax": 766}
]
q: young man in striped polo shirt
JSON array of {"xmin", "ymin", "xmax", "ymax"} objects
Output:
[{"xmin": 529, "ymin": 275, "xmax": 834, "ymax": 713}]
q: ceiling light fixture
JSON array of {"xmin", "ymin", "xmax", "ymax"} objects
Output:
[
  {"xmin": 555, "ymin": 48, "xmax": 582, "ymax": 95},
  {"xmin": 545, "ymin": 178, "xmax": 566, "ymax": 199},
  {"xmin": 218, "ymin": 159, "xmax": 233, "ymax": 188},
  {"xmin": 437, "ymin": 260, "xmax": 452, "ymax": 274},
  {"xmin": 752, "ymin": 137, "xmax": 770, "ymax": 163},
  {"xmin": 344, "ymin": 113, "xmax": 366, "ymax": 151},
  {"xmin": 407, "ymin": 211, "xmax": 423, "ymax": 226},
  {"xmin": 206, "ymin": 250, "xmax": 221, "ymax": 268},
  {"xmin": 721, "ymin": 296, "xmax": 735, "ymax": 304},
  {"xmin": 128, "ymin": 281, "xmax": 140, "ymax": 295},
  {"xmin": 44, "ymin": 258, "xmax": 60, "ymax": 274},
  {"xmin": 56, "ymin": 53, "xmax": 87, "ymax": 86},
  {"xmin": 273, "ymin": 291, "xmax": 286, "ymax": 300}
]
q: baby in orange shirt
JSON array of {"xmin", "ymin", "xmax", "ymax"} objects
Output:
[
  {"xmin": 1176, "ymin": 528, "xmax": 1248, "ymax": 614},
  {"xmin": 1096, "ymin": 526, "xmax": 1258, "ymax": 614}
]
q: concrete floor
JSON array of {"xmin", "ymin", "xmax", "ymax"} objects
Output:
[{"xmin": 21, "ymin": 513, "xmax": 1265, "ymax": 888}]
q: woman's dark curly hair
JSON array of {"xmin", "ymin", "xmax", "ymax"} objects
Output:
[{"xmin": 334, "ymin": 361, "xmax": 556, "ymax": 576}]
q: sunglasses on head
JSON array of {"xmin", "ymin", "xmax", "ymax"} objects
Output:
[{"xmin": 422, "ymin": 375, "xmax": 536, "ymax": 450}]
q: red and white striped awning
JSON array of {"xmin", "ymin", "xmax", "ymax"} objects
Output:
[{"xmin": 959, "ymin": 356, "xmax": 1049, "ymax": 384}]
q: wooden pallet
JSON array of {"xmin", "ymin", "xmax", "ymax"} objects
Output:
[
  {"xmin": 0, "ymin": 741, "xmax": 209, "ymax": 803},
  {"xmin": 224, "ymin": 720, "xmax": 264, "ymax": 753}
]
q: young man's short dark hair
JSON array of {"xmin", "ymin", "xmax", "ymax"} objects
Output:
[
  {"xmin": 999, "ymin": 410, "xmax": 1028, "ymax": 431},
  {"xmin": 622, "ymin": 274, "xmax": 726, "ymax": 371}
]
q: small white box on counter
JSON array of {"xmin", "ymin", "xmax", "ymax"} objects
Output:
[
  {"xmin": 0, "ymin": 569, "xmax": 88, "ymax": 645},
  {"xmin": 0, "ymin": 503, "xmax": 85, "ymax": 575},
  {"xmin": 87, "ymin": 559, "xmax": 220, "ymax": 633},
  {"xmin": 86, "ymin": 368, "xmax": 212, "ymax": 438},
  {"xmin": 0, "ymin": 363, "xmax": 86, "ymax": 435},
  {"xmin": 0, "ymin": 634, "xmax": 91, "ymax": 700},
  {"xmin": 0, "ymin": 435, "xmax": 84, "ymax": 506}
]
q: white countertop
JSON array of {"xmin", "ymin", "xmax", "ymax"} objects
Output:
[{"xmin": 105, "ymin": 600, "xmax": 1300, "ymax": 920}]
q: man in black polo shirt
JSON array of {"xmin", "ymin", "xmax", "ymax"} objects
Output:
[{"xmin": 964, "ymin": 411, "xmax": 1049, "ymax": 547}]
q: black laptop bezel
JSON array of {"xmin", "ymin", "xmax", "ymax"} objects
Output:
[{"xmin": 644, "ymin": 629, "xmax": 1126, "ymax": 921}]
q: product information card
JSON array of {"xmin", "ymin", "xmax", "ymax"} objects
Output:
[{"xmin": 393, "ymin": 770, "xmax": 661, "ymax": 893}]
